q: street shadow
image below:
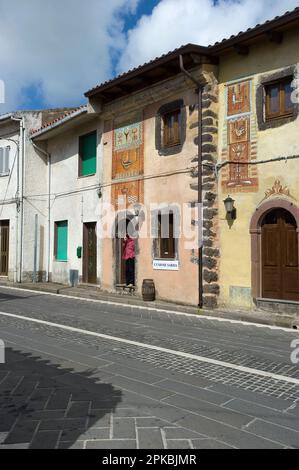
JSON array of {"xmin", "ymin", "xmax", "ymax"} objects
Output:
[
  {"xmin": 0, "ymin": 292, "xmax": 40, "ymax": 303},
  {"xmin": 0, "ymin": 347, "xmax": 122, "ymax": 449}
]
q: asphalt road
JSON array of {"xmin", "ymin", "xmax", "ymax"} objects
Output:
[{"xmin": 0, "ymin": 285, "xmax": 298, "ymax": 449}]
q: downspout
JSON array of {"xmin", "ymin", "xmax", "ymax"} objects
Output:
[
  {"xmin": 11, "ymin": 116, "xmax": 24, "ymax": 283},
  {"xmin": 179, "ymin": 55, "xmax": 204, "ymax": 309},
  {"xmin": 31, "ymin": 140, "xmax": 51, "ymax": 283}
]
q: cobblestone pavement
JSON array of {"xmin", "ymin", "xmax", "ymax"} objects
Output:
[{"xmin": 0, "ymin": 286, "xmax": 299, "ymax": 449}]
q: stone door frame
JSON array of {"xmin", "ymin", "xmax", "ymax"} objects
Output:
[{"xmin": 250, "ymin": 198, "xmax": 299, "ymax": 301}]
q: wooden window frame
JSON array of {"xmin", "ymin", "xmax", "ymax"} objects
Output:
[
  {"xmin": 78, "ymin": 131, "xmax": 97, "ymax": 177},
  {"xmin": 54, "ymin": 220, "xmax": 68, "ymax": 262},
  {"xmin": 162, "ymin": 109, "xmax": 181, "ymax": 148},
  {"xmin": 158, "ymin": 212, "xmax": 176, "ymax": 259},
  {"xmin": 265, "ymin": 77, "xmax": 294, "ymax": 122}
]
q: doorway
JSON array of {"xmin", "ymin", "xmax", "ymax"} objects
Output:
[
  {"xmin": 115, "ymin": 214, "xmax": 136, "ymax": 286},
  {"xmin": 83, "ymin": 222, "xmax": 97, "ymax": 284},
  {"xmin": 0, "ymin": 220, "xmax": 9, "ymax": 276},
  {"xmin": 262, "ymin": 208, "xmax": 299, "ymax": 301}
]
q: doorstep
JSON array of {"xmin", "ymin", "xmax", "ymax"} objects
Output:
[
  {"xmin": 256, "ymin": 297, "xmax": 299, "ymax": 314},
  {"xmin": 0, "ymin": 280, "xmax": 298, "ymax": 329}
]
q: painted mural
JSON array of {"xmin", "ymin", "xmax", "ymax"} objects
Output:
[
  {"xmin": 221, "ymin": 79, "xmax": 258, "ymax": 192},
  {"xmin": 227, "ymin": 81, "xmax": 250, "ymax": 116},
  {"xmin": 111, "ymin": 117, "xmax": 144, "ymax": 208}
]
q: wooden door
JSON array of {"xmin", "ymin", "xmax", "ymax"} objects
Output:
[
  {"xmin": 0, "ymin": 220, "xmax": 9, "ymax": 276},
  {"xmin": 83, "ymin": 223, "xmax": 97, "ymax": 284},
  {"xmin": 262, "ymin": 209, "xmax": 299, "ymax": 301},
  {"xmin": 116, "ymin": 217, "xmax": 134, "ymax": 285}
]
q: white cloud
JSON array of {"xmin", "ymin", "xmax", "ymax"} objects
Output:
[
  {"xmin": 118, "ymin": 0, "xmax": 299, "ymax": 73},
  {"xmin": 0, "ymin": 0, "xmax": 298, "ymax": 112},
  {"xmin": 0, "ymin": 0, "xmax": 138, "ymax": 112}
]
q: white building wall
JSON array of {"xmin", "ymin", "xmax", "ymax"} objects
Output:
[
  {"xmin": 0, "ymin": 119, "xmax": 24, "ymax": 281},
  {"xmin": 46, "ymin": 118, "xmax": 103, "ymax": 285},
  {"xmin": 22, "ymin": 112, "xmax": 48, "ymax": 282}
]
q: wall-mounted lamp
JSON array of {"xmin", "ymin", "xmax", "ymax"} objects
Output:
[{"xmin": 223, "ymin": 195, "xmax": 237, "ymax": 220}]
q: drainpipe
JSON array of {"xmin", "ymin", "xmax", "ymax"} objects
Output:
[
  {"xmin": 179, "ymin": 55, "xmax": 204, "ymax": 309},
  {"xmin": 11, "ymin": 116, "xmax": 24, "ymax": 283},
  {"xmin": 31, "ymin": 140, "xmax": 51, "ymax": 283}
]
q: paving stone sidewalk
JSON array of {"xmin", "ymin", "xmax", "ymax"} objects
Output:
[
  {"xmin": 0, "ymin": 319, "xmax": 298, "ymax": 448},
  {"xmin": 1, "ymin": 281, "xmax": 299, "ymax": 329},
  {"xmin": 0, "ymin": 286, "xmax": 299, "ymax": 449}
]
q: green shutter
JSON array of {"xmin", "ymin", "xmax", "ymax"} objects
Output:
[
  {"xmin": 56, "ymin": 221, "xmax": 68, "ymax": 261},
  {"xmin": 80, "ymin": 132, "xmax": 97, "ymax": 176}
]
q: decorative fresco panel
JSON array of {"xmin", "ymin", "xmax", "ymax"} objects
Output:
[
  {"xmin": 222, "ymin": 78, "xmax": 259, "ymax": 192},
  {"xmin": 112, "ymin": 120, "xmax": 144, "ymax": 181},
  {"xmin": 227, "ymin": 81, "xmax": 250, "ymax": 116},
  {"xmin": 229, "ymin": 142, "xmax": 249, "ymax": 183},
  {"xmin": 111, "ymin": 180, "xmax": 144, "ymax": 210},
  {"xmin": 112, "ymin": 147, "xmax": 144, "ymax": 180},
  {"xmin": 114, "ymin": 122, "xmax": 143, "ymax": 151},
  {"xmin": 228, "ymin": 117, "xmax": 250, "ymax": 144}
]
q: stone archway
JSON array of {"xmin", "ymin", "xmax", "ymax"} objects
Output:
[{"xmin": 250, "ymin": 198, "xmax": 299, "ymax": 301}]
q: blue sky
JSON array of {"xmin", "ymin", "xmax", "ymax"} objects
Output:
[
  {"xmin": 22, "ymin": 1, "xmax": 161, "ymax": 110},
  {"xmin": 0, "ymin": 0, "xmax": 298, "ymax": 113}
]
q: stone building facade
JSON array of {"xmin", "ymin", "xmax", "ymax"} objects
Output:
[{"xmin": 4, "ymin": 8, "xmax": 299, "ymax": 311}]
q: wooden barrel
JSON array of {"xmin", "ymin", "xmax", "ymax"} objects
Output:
[{"xmin": 142, "ymin": 279, "xmax": 156, "ymax": 302}]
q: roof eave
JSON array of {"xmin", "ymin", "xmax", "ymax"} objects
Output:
[
  {"xmin": 30, "ymin": 108, "xmax": 90, "ymax": 141},
  {"xmin": 211, "ymin": 7, "xmax": 299, "ymax": 54},
  {"xmin": 85, "ymin": 44, "xmax": 214, "ymax": 99},
  {"xmin": 0, "ymin": 113, "xmax": 14, "ymax": 123}
]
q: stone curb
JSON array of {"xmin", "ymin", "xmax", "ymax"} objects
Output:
[{"xmin": 0, "ymin": 281, "xmax": 298, "ymax": 330}]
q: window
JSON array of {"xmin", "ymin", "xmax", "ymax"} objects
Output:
[
  {"xmin": 79, "ymin": 132, "xmax": 97, "ymax": 177},
  {"xmin": 54, "ymin": 221, "xmax": 68, "ymax": 261},
  {"xmin": 0, "ymin": 146, "xmax": 10, "ymax": 176},
  {"xmin": 265, "ymin": 78, "xmax": 294, "ymax": 121},
  {"xmin": 156, "ymin": 100, "xmax": 185, "ymax": 156},
  {"xmin": 158, "ymin": 212, "xmax": 175, "ymax": 259},
  {"xmin": 163, "ymin": 110, "xmax": 181, "ymax": 148}
]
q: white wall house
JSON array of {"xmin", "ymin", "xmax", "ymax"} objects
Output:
[
  {"xmin": 0, "ymin": 109, "xmax": 80, "ymax": 283},
  {"xmin": 0, "ymin": 113, "xmax": 23, "ymax": 282},
  {"xmin": 30, "ymin": 108, "xmax": 103, "ymax": 286}
]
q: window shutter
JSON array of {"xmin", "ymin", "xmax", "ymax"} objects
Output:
[
  {"xmin": 79, "ymin": 132, "xmax": 97, "ymax": 176},
  {"xmin": 4, "ymin": 146, "xmax": 10, "ymax": 173},
  {"xmin": 55, "ymin": 221, "xmax": 68, "ymax": 261},
  {"xmin": 0, "ymin": 148, "xmax": 3, "ymax": 175}
]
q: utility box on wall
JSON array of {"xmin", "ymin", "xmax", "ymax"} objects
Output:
[
  {"xmin": 69, "ymin": 269, "xmax": 79, "ymax": 287},
  {"xmin": 77, "ymin": 246, "xmax": 82, "ymax": 259}
]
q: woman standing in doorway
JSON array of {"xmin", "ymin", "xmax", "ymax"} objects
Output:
[{"xmin": 123, "ymin": 234, "xmax": 135, "ymax": 287}]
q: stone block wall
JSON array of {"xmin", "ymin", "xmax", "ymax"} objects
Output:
[{"xmin": 190, "ymin": 72, "xmax": 220, "ymax": 309}]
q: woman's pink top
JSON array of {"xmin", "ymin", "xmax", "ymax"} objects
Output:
[{"xmin": 122, "ymin": 238, "xmax": 135, "ymax": 260}]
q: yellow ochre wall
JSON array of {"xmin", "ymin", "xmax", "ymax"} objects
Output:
[{"xmin": 217, "ymin": 28, "xmax": 299, "ymax": 308}]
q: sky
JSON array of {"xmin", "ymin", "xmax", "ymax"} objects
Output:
[{"xmin": 0, "ymin": 0, "xmax": 298, "ymax": 113}]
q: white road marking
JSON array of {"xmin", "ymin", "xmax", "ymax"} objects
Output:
[
  {"xmin": 0, "ymin": 310, "xmax": 298, "ymax": 386},
  {"xmin": 0, "ymin": 285, "xmax": 298, "ymax": 334}
]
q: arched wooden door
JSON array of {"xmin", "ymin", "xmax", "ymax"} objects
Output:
[{"xmin": 262, "ymin": 209, "xmax": 299, "ymax": 301}]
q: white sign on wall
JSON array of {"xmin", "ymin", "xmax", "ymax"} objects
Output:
[{"xmin": 153, "ymin": 260, "xmax": 179, "ymax": 271}]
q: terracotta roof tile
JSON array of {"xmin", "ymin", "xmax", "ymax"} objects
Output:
[
  {"xmin": 30, "ymin": 106, "xmax": 87, "ymax": 136},
  {"xmin": 207, "ymin": 6, "xmax": 299, "ymax": 47}
]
